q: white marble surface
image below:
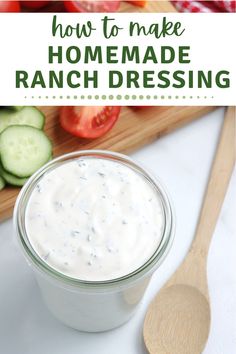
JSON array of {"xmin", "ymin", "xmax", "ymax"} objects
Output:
[{"xmin": 0, "ymin": 107, "xmax": 235, "ymax": 354}]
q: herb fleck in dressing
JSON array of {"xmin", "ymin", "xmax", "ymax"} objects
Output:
[{"xmin": 25, "ymin": 157, "xmax": 164, "ymax": 281}]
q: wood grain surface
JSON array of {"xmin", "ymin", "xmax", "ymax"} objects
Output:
[{"xmin": 0, "ymin": 106, "xmax": 216, "ymax": 221}]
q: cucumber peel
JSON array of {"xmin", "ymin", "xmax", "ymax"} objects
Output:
[
  {"xmin": 0, "ymin": 175, "xmax": 5, "ymax": 190},
  {"xmin": 0, "ymin": 106, "xmax": 24, "ymax": 111},
  {"xmin": 11, "ymin": 106, "xmax": 24, "ymax": 112},
  {"xmin": 0, "ymin": 164, "xmax": 27, "ymax": 187}
]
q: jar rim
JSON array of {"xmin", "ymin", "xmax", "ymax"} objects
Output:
[{"xmin": 14, "ymin": 150, "xmax": 175, "ymax": 290}]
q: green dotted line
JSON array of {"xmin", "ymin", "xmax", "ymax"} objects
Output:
[{"xmin": 24, "ymin": 95, "xmax": 214, "ymax": 100}]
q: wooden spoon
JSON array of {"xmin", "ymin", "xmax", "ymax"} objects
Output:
[{"xmin": 143, "ymin": 107, "xmax": 236, "ymax": 354}]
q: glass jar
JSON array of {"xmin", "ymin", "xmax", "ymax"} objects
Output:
[{"xmin": 14, "ymin": 150, "xmax": 175, "ymax": 332}]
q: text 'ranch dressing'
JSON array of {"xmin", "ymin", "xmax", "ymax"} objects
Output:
[{"xmin": 25, "ymin": 157, "xmax": 164, "ymax": 281}]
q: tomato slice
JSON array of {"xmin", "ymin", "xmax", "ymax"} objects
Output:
[
  {"xmin": 0, "ymin": 1, "xmax": 20, "ymax": 12},
  {"xmin": 126, "ymin": 0, "xmax": 147, "ymax": 7},
  {"xmin": 21, "ymin": 1, "xmax": 50, "ymax": 9},
  {"xmin": 60, "ymin": 106, "xmax": 121, "ymax": 139},
  {"xmin": 64, "ymin": 0, "xmax": 120, "ymax": 12}
]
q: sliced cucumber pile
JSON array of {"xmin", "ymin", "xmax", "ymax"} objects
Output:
[
  {"xmin": 0, "ymin": 106, "xmax": 52, "ymax": 190},
  {"xmin": 0, "ymin": 106, "xmax": 45, "ymax": 134},
  {"xmin": 0, "ymin": 125, "xmax": 52, "ymax": 178},
  {"xmin": 0, "ymin": 175, "xmax": 5, "ymax": 190},
  {"xmin": 0, "ymin": 164, "xmax": 28, "ymax": 187}
]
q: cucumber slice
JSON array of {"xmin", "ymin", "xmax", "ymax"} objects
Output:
[
  {"xmin": 0, "ymin": 175, "xmax": 5, "ymax": 190},
  {"xmin": 11, "ymin": 106, "xmax": 24, "ymax": 112},
  {"xmin": 0, "ymin": 106, "xmax": 45, "ymax": 134},
  {"xmin": 0, "ymin": 125, "xmax": 52, "ymax": 178},
  {"xmin": 0, "ymin": 164, "xmax": 27, "ymax": 187}
]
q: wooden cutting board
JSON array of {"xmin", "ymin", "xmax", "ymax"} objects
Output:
[{"xmin": 0, "ymin": 106, "xmax": 216, "ymax": 221}]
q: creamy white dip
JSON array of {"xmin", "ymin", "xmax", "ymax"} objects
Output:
[{"xmin": 25, "ymin": 157, "xmax": 164, "ymax": 281}]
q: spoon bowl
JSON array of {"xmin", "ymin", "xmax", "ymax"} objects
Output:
[{"xmin": 144, "ymin": 284, "xmax": 210, "ymax": 354}]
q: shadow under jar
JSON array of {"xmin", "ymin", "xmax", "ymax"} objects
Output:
[{"xmin": 14, "ymin": 150, "xmax": 175, "ymax": 332}]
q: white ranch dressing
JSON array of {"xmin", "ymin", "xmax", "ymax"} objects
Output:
[{"xmin": 25, "ymin": 157, "xmax": 164, "ymax": 281}]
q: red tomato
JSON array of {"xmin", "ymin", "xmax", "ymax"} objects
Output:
[
  {"xmin": 64, "ymin": 0, "xmax": 120, "ymax": 12},
  {"xmin": 60, "ymin": 106, "xmax": 121, "ymax": 139},
  {"xmin": 21, "ymin": 1, "xmax": 50, "ymax": 9},
  {"xmin": 0, "ymin": 1, "xmax": 20, "ymax": 12},
  {"xmin": 126, "ymin": 0, "xmax": 146, "ymax": 7},
  {"xmin": 132, "ymin": 106, "xmax": 152, "ymax": 109}
]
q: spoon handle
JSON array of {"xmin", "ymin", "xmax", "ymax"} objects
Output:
[
  {"xmin": 170, "ymin": 107, "xmax": 235, "ymax": 295},
  {"xmin": 191, "ymin": 107, "xmax": 235, "ymax": 256}
]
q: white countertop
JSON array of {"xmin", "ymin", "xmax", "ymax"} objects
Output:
[{"xmin": 0, "ymin": 107, "xmax": 235, "ymax": 354}]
